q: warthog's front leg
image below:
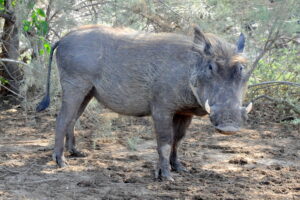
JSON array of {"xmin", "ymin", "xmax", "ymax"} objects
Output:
[
  {"xmin": 152, "ymin": 109, "xmax": 174, "ymax": 181},
  {"xmin": 170, "ymin": 114, "xmax": 192, "ymax": 172}
]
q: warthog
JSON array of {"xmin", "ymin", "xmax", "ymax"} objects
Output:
[{"xmin": 37, "ymin": 25, "xmax": 252, "ymax": 181}]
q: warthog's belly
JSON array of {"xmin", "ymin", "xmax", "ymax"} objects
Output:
[{"xmin": 93, "ymin": 79, "xmax": 152, "ymax": 117}]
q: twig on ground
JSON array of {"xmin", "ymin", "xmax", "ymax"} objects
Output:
[
  {"xmin": 1, "ymin": 163, "xmax": 37, "ymax": 175},
  {"xmin": 9, "ymin": 178, "xmax": 59, "ymax": 185},
  {"xmin": 2, "ymin": 167, "xmax": 20, "ymax": 174},
  {"xmin": 0, "ymin": 172, "xmax": 9, "ymax": 178}
]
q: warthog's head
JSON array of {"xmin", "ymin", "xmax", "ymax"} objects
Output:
[{"xmin": 190, "ymin": 27, "xmax": 252, "ymax": 135}]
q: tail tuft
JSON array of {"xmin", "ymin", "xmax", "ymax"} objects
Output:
[{"xmin": 36, "ymin": 95, "xmax": 50, "ymax": 112}]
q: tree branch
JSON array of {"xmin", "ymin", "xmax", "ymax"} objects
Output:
[
  {"xmin": 0, "ymin": 58, "xmax": 31, "ymax": 68},
  {"xmin": 0, "ymin": 58, "xmax": 35, "ymax": 89},
  {"xmin": 0, "ymin": 61, "xmax": 17, "ymax": 82},
  {"xmin": 0, "ymin": 82, "xmax": 24, "ymax": 98},
  {"xmin": 45, "ymin": 0, "xmax": 53, "ymax": 22},
  {"xmin": 131, "ymin": 7, "xmax": 177, "ymax": 31},
  {"xmin": 248, "ymin": 81, "xmax": 300, "ymax": 88},
  {"xmin": 49, "ymin": 28, "xmax": 61, "ymax": 39},
  {"xmin": 157, "ymin": 0, "xmax": 185, "ymax": 21},
  {"xmin": 247, "ymin": 18, "xmax": 281, "ymax": 76},
  {"xmin": 73, "ymin": 1, "xmax": 111, "ymax": 11}
]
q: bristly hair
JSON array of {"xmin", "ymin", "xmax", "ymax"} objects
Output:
[
  {"xmin": 230, "ymin": 54, "xmax": 248, "ymax": 66},
  {"xmin": 204, "ymin": 33, "xmax": 248, "ymax": 67}
]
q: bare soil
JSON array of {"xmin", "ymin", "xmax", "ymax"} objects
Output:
[{"xmin": 0, "ymin": 107, "xmax": 299, "ymax": 200}]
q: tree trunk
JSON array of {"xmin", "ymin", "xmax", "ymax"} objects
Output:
[{"xmin": 0, "ymin": 0, "xmax": 20, "ymax": 95}]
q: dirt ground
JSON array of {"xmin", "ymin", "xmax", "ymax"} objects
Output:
[{"xmin": 0, "ymin": 106, "xmax": 299, "ymax": 200}]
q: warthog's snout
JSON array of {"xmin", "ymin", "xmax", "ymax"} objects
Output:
[
  {"xmin": 215, "ymin": 125, "xmax": 240, "ymax": 135},
  {"xmin": 204, "ymin": 100, "xmax": 252, "ymax": 135}
]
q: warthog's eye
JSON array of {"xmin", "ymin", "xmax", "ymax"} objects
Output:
[
  {"xmin": 233, "ymin": 64, "xmax": 244, "ymax": 75},
  {"xmin": 205, "ymin": 62, "xmax": 216, "ymax": 78},
  {"xmin": 240, "ymin": 65, "xmax": 244, "ymax": 71},
  {"xmin": 231, "ymin": 64, "xmax": 245, "ymax": 80}
]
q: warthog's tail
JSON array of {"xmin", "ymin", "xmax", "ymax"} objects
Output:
[{"xmin": 36, "ymin": 41, "xmax": 60, "ymax": 112}]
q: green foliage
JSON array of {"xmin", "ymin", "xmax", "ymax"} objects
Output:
[
  {"xmin": 36, "ymin": 8, "xmax": 46, "ymax": 17},
  {"xmin": 251, "ymin": 50, "xmax": 300, "ymax": 84},
  {"xmin": 22, "ymin": 6, "xmax": 50, "ymax": 55},
  {"xmin": 22, "ymin": 7, "xmax": 49, "ymax": 36},
  {"xmin": 0, "ymin": 0, "xmax": 18, "ymax": 10},
  {"xmin": 1, "ymin": 0, "xmax": 297, "ymax": 122},
  {"xmin": 0, "ymin": 0, "xmax": 4, "ymax": 10},
  {"xmin": 207, "ymin": 0, "xmax": 300, "ymax": 122},
  {"xmin": 38, "ymin": 37, "xmax": 51, "ymax": 55},
  {"xmin": 11, "ymin": 0, "xmax": 16, "ymax": 7},
  {"xmin": 22, "ymin": 20, "xmax": 31, "ymax": 32},
  {"xmin": 0, "ymin": 76, "xmax": 9, "ymax": 84}
]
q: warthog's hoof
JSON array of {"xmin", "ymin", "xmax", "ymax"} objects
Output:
[
  {"xmin": 69, "ymin": 149, "xmax": 86, "ymax": 157},
  {"xmin": 52, "ymin": 153, "xmax": 68, "ymax": 168},
  {"xmin": 155, "ymin": 168, "xmax": 174, "ymax": 182},
  {"xmin": 170, "ymin": 161, "xmax": 188, "ymax": 173}
]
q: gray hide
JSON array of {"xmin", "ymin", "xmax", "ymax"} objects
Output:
[{"xmin": 37, "ymin": 25, "xmax": 251, "ymax": 181}]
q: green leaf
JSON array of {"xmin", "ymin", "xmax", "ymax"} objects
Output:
[
  {"xmin": 0, "ymin": 76, "xmax": 9, "ymax": 84},
  {"xmin": 31, "ymin": 11, "xmax": 37, "ymax": 23},
  {"xmin": 36, "ymin": 20, "xmax": 49, "ymax": 36},
  {"xmin": 11, "ymin": 0, "xmax": 16, "ymax": 7},
  {"xmin": 22, "ymin": 20, "xmax": 31, "ymax": 32},
  {"xmin": 0, "ymin": 0, "xmax": 4, "ymax": 11},
  {"xmin": 39, "ymin": 48, "xmax": 45, "ymax": 55},
  {"xmin": 36, "ymin": 8, "xmax": 46, "ymax": 18},
  {"xmin": 43, "ymin": 42, "xmax": 51, "ymax": 54}
]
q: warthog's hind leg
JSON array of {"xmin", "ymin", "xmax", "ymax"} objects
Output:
[
  {"xmin": 65, "ymin": 88, "xmax": 95, "ymax": 157},
  {"xmin": 54, "ymin": 81, "xmax": 92, "ymax": 167}
]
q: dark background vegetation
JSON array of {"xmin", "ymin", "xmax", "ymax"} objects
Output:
[
  {"xmin": 0, "ymin": 1, "xmax": 299, "ymax": 199},
  {"xmin": 0, "ymin": 0, "xmax": 299, "ymax": 125}
]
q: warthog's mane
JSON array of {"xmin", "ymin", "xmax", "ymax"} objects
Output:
[{"xmin": 205, "ymin": 33, "xmax": 248, "ymax": 68}]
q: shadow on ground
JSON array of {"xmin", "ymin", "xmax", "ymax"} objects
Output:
[{"xmin": 0, "ymin": 108, "xmax": 299, "ymax": 199}]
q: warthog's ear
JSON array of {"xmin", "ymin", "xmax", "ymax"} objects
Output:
[
  {"xmin": 236, "ymin": 33, "xmax": 245, "ymax": 53},
  {"xmin": 193, "ymin": 26, "xmax": 212, "ymax": 55}
]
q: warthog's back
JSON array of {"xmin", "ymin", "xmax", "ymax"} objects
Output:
[{"xmin": 56, "ymin": 25, "xmax": 196, "ymax": 116}]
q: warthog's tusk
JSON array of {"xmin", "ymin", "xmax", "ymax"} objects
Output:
[
  {"xmin": 246, "ymin": 102, "xmax": 253, "ymax": 113},
  {"xmin": 205, "ymin": 100, "xmax": 211, "ymax": 114}
]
